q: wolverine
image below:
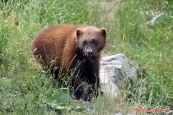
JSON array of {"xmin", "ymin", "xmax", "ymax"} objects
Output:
[{"xmin": 31, "ymin": 24, "xmax": 107, "ymax": 101}]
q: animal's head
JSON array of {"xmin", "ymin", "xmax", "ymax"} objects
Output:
[{"xmin": 76, "ymin": 26, "xmax": 107, "ymax": 58}]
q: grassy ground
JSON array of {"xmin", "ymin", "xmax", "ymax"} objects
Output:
[{"xmin": 0, "ymin": 0, "xmax": 173, "ymax": 114}]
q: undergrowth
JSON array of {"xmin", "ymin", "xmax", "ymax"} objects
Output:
[{"xmin": 0, "ymin": 0, "xmax": 173, "ymax": 114}]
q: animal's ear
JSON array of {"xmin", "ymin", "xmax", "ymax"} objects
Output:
[
  {"xmin": 76, "ymin": 28, "xmax": 83, "ymax": 38},
  {"xmin": 100, "ymin": 28, "xmax": 107, "ymax": 38}
]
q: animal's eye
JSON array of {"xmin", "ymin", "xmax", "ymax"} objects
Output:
[
  {"xmin": 82, "ymin": 40, "xmax": 87, "ymax": 46},
  {"xmin": 92, "ymin": 39, "xmax": 99, "ymax": 46}
]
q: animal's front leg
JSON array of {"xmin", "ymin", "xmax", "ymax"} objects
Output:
[
  {"xmin": 71, "ymin": 60, "xmax": 84, "ymax": 100},
  {"xmin": 84, "ymin": 61, "xmax": 100, "ymax": 101}
]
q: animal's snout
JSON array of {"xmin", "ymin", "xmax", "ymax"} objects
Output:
[
  {"xmin": 84, "ymin": 48, "xmax": 93, "ymax": 57},
  {"xmin": 87, "ymin": 49, "xmax": 92, "ymax": 55}
]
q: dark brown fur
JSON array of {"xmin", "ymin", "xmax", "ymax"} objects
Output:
[{"xmin": 31, "ymin": 24, "xmax": 107, "ymax": 101}]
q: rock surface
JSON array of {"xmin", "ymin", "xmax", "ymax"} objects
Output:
[
  {"xmin": 147, "ymin": 13, "xmax": 173, "ymax": 27},
  {"xmin": 100, "ymin": 54, "xmax": 138, "ymax": 99}
]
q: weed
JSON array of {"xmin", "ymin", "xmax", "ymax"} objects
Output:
[{"xmin": 0, "ymin": 0, "xmax": 173, "ymax": 114}]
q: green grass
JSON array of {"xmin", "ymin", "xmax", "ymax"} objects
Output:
[{"xmin": 1, "ymin": 0, "xmax": 173, "ymax": 114}]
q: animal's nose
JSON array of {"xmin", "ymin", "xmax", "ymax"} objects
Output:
[{"xmin": 87, "ymin": 50, "xmax": 92, "ymax": 56}]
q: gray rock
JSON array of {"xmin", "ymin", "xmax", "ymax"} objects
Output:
[
  {"xmin": 147, "ymin": 13, "xmax": 173, "ymax": 27},
  {"xmin": 100, "ymin": 54, "xmax": 138, "ymax": 99},
  {"xmin": 113, "ymin": 112, "xmax": 135, "ymax": 115},
  {"xmin": 114, "ymin": 112, "xmax": 123, "ymax": 115}
]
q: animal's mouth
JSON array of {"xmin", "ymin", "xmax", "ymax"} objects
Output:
[{"xmin": 83, "ymin": 53, "xmax": 93, "ymax": 57}]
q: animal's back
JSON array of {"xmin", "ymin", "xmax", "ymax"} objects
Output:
[{"xmin": 31, "ymin": 24, "xmax": 87, "ymax": 68}]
